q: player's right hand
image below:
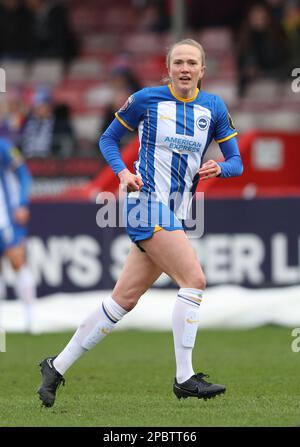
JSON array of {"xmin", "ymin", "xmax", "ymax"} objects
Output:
[
  {"xmin": 118, "ymin": 168, "xmax": 144, "ymax": 192},
  {"xmin": 14, "ymin": 206, "xmax": 30, "ymax": 225}
]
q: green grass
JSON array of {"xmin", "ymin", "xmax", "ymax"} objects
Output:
[{"xmin": 0, "ymin": 327, "xmax": 299, "ymax": 427}]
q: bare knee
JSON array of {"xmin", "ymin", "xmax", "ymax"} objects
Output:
[{"xmin": 5, "ymin": 245, "xmax": 25, "ymax": 271}]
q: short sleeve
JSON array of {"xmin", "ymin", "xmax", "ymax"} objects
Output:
[
  {"xmin": 115, "ymin": 88, "xmax": 149, "ymax": 131},
  {"xmin": 213, "ymin": 96, "xmax": 238, "ymax": 143}
]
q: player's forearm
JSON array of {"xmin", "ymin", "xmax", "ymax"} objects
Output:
[
  {"xmin": 217, "ymin": 155, "xmax": 244, "ymax": 178},
  {"xmin": 15, "ymin": 164, "xmax": 32, "ymax": 206},
  {"xmin": 99, "ymin": 119, "xmax": 128, "ymax": 176},
  {"xmin": 218, "ymin": 137, "xmax": 244, "ymax": 178}
]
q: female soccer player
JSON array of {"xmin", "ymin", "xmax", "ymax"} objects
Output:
[
  {"xmin": 38, "ymin": 39, "xmax": 243, "ymax": 407},
  {"xmin": 0, "ymin": 138, "xmax": 35, "ymax": 333}
]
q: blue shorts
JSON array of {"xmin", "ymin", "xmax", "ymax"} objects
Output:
[
  {"xmin": 0, "ymin": 223, "xmax": 27, "ymax": 254},
  {"xmin": 124, "ymin": 195, "xmax": 183, "ymax": 249}
]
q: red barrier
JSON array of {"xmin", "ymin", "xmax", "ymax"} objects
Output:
[
  {"xmin": 53, "ymin": 131, "xmax": 300, "ymax": 201},
  {"xmin": 199, "ymin": 131, "xmax": 300, "ymax": 198},
  {"xmin": 52, "ymin": 138, "xmax": 140, "ymax": 201}
]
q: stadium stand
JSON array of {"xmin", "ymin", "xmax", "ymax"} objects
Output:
[{"xmin": 0, "ymin": 0, "xmax": 299, "ymax": 199}]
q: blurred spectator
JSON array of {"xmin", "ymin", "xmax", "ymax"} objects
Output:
[
  {"xmin": 187, "ymin": 0, "xmax": 253, "ymax": 31},
  {"xmin": 110, "ymin": 65, "xmax": 142, "ymax": 94},
  {"xmin": 0, "ymin": 0, "xmax": 32, "ymax": 59},
  {"xmin": 135, "ymin": 0, "xmax": 170, "ymax": 32},
  {"xmin": 101, "ymin": 88, "xmax": 132, "ymax": 134},
  {"xmin": 24, "ymin": 0, "xmax": 78, "ymax": 62},
  {"xmin": 99, "ymin": 62, "xmax": 142, "ymax": 132},
  {"xmin": 21, "ymin": 86, "xmax": 75, "ymax": 158},
  {"xmin": 51, "ymin": 103, "xmax": 76, "ymax": 157},
  {"xmin": 236, "ymin": 3, "xmax": 289, "ymax": 96},
  {"xmin": 97, "ymin": 88, "xmax": 133, "ymax": 160},
  {"xmin": 283, "ymin": 0, "xmax": 300, "ymax": 69},
  {"xmin": 265, "ymin": 0, "xmax": 286, "ymax": 24},
  {"xmin": 0, "ymin": 87, "xmax": 28, "ymax": 147},
  {"xmin": 97, "ymin": 65, "xmax": 142, "ymax": 155}
]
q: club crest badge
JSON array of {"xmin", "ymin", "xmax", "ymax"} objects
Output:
[{"xmin": 196, "ymin": 116, "xmax": 210, "ymax": 131}]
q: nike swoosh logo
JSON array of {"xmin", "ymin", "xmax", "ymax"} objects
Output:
[
  {"xmin": 47, "ymin": 358, "xmax": 53, "ymax": 369},
  {"xmin": 186, "ymin": 318, "xmax": 200, "ymax": 324}
]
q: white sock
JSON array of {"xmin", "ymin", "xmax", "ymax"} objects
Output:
[
  {"xmin": 0, "ymin": 276, "xmax": 6, "ymax": 328},
  {"xmin": 53, "ymin": 295, "xmax": 128, "ymax": 375},
  {"xmin": 172, "ymin": 288, "xmax": 203, "ymax": 383},
  {"xmin": 14, "ymin": 265, "xmax": 36, "ymax": 333}
]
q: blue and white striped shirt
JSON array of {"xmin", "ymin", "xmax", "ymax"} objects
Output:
[{"xmin": 100, "ymin": 84, "xmax": 242, "ymax": 219}]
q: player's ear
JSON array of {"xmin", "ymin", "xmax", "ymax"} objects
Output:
[{"xmin": 200, "ymin": 65, "xmax": 206, "ymax": 77}]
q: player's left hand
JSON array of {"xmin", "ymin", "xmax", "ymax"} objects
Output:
[
  {"xmin": 198, "ymin": 160, "xmax": 221, "ymax": 180},
  {"xmin": 14, "ymin": 207, "xmax": 30, "ymax": 225}
]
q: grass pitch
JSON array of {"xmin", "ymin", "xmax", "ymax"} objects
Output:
[{"xmin": 0, "ymin": 326, "xmax": 299, "ymax": 427}]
